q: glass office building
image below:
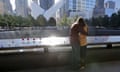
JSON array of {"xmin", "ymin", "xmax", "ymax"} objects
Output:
[
  {"xmin": 15, "ymin": 0, "xmax": 28, "ymax": 17},
  {"xmin": 39, "ymin": 0, "xmax": 54, "ymax": 11},
  {"xmin": 68, "ymin": 0, "xmax": 96, "ymax": 19}
]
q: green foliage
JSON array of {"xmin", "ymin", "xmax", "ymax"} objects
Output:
[
  {"xmin": 47, "ymin": 17, "xmax": 56, "ymax": 26},
  {"xmin": 28, "ymin": 15, "xmax": 37, "ymax": 26},
  {"xmin": 36, "ymin": 15, "xmax": 47, "ymax": 26},
  {"xmin": 102, "ymin": 15, "xmax": 109, "ymax": 27},
  {"xmin": 59, "ymin": 15, "xmax": 73, "ymax": 26},
  {"xmin": 0, "ymin": 14, "xmax": 56, "ymax": 27},
  {"xmin": 1, "ymin": 10, "xmax": 120, "ymax": 29},
  {"xmin": 0, "ymin": 14, "xmax": 35, "ymax": 28},
  {"xmin": 90, "ymin": 10, "xmax": 120, "ymax": 28},
  {"xmin": 60, "ymin": 15, "xmax": 68, "ymax": 26},
  {"xmin": 109, "ymin": 13, "xmax": 118, "ymax": 27}
]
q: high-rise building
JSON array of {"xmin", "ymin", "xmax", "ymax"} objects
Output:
[
  {"xmin": 39, "ymin": 0, "xmax": 54, "ymax": 11},
  {"xmin": 0, "ymin": 0, "xmax": 4, "ymax": 15},
  {"xmin": 93, "ymin": 0, "xmax": 105, "ymax": 17},
  {"xmin": 3, "ymin": 0, "xmax": 13, "ymax": 14},
  {"xmin": 15, "ymin": 0, "xmax": 28, "ymax": 17},
  {"xmin": 95, "ymin": 0, "xmax": 104, "ymax": 8},
  {"xmin": 105, "ymin": 1, "xmax": 115, "ymax": 9},
  {"xmin": 0, "ymin": 0, "xmax": 13, "ymax": 15},
  {"xmin": 58, "ymin": 0, "xmax": 69, "ymax": 17},
  {"xmin": 55, "ymin": 0, "xmax": 68, "ymax": 22},
  {"xmin": 105, "ymin": 1, "xmax": 115, "ymax": 17},
  {"xmin": 68, "ymin": 0, "xmax": 96, "ymax": 19},
  {"xmin": 32, "ymin": 0, "xmax": 39, "ymax": 5}
]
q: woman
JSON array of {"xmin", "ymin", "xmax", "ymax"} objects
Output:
[
  {"xmin": 70, "ymin": 17, "xmax": 81, "ymax": 69},
  {"xmin": 70, "ymin": 17, "xmax": 88, "ymax": 70},
  {"xmin": 78, "ymin": 17, "xmax": 88, "ymax": 69}
]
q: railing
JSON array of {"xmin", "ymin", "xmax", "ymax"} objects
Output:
[{"xmin": 0, "ymin": 36, "xmax": 120, "ymax": 49}]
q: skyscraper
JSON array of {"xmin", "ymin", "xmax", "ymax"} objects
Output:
[
  {"xmin": 57, "ymin": 0, "xmax": 69, "ymax": 17},
  {"xmin": 68, "ymin": 0, "xmax": 96, "ymax": 18},
  {"xmin": 105, "ymin": 1, "xmax": 115, "ymax": 17},
  {"xmin": 0, "ymin": 0, "xmax": 13, "ymax": 15},
  {"xmin": 105, "ymin": 1, "xmax": 115, "ymax": 9},
  {"xmin": 32, "ymin": 0, "xmax": 39, "ymax": 5},
  {"xmin": 0, "ymin": 0, "xmax": 4, "ymax": 15},
  {"xmin": 15, "ymin": 0, "xmax": 28, "ymax": 17},
  {"xmin": 95, "ymin": 0, "xmax": 104, "ymax": 8},
  {"xmin": 39, "ymin": 0, "xmax": 54, "ymax": 11},
  {"xmin": 3, "ymin": 0, "xmax": 13, "ymax": 14},
  {"xmin": 93, "ymin": 0, "xmax": 105, "ymax": 17}
]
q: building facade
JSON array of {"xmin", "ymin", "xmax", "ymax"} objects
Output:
[
  {"xmin": 68, "ymin": 0, "xmax": 96, "ymax": 19},
  {"xmin": 3, "ymin": 0, "xmax": 13, "ymax": 14},
  {"xmin": 32, "ymin": 0, "xmax": 39, "ymax": 5},
  {"xmin": 105, "ymin": 1, "xmax": 115, "ymax": 9},
  {"xmin": 58, "ymin": 0, "xmax": 69, "ymax": 17},
  {"xmin": 15, "ymin": 0, "xmax": 29, "ymax": 17},
  {"xmin": 0, "ymin": 0, "xmax": 13, "ymax": 15},
  {"xmin": 0, "ymin": 0, "xmax": 4, "ymax": 15},
  {"xmin": 55, "ymin": 0, "xmax": 68, "ymax": 23},
  {"xmin": 93, "ymin": 0, "xmax": 105, "ymax": 17},
  {"xmin": 39, "ymin": 0, "xmax": 54, "ymax": 11},
  {"xmin": 105, "ymin": 1, "xmax": 115, "ymax": 17}
]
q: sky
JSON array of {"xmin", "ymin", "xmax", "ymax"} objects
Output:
[{"xmin": 10, "ymin": 0, "xmax": 120, "ymax": 10}]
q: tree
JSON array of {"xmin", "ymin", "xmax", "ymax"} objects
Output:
[
  {"xmin": 36, "ymin": 15, "xmax": 47, "ymax": 26},
  {"xmin": 85, "ymin": 19, "xmax": 90, "ymax": 26},
  {"xmin": 47, "ymin": 17, "xmax": 56, "ymax": 26},
  {"xmin": 97, "ymin": 16, "xmax": 104, "ymax": 26},
  {"xmin": 15, "ymin": 16, "xmax": 24, "ymax": 27},
  {"xmin": 21, "ymin": 18, "xmax": 30, "ymax": 27},
  {"xmin": 91, "ymin": 17, "xmax": 99, "ymax": 26},
  {"xmin": 102, "ymin": 15, "xmax": 109, "ymax": 27},
  {"xmin": 110, "ymin": 13, "xmax": 118, "ymax": 28},
  {"xmin": 117, "ymin": 10, "xmax": 120, "ymax": 28},
  {"xmin": 0, "ymin": 15, "xmax": 5, "ymax": 28},
  {"xmin": 60, "ymin": 14, "xmax": 68, "ymax": 26},
  {"xmin": 27, "ymin": 15, "xmax": 37, "ymax": 26}
]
